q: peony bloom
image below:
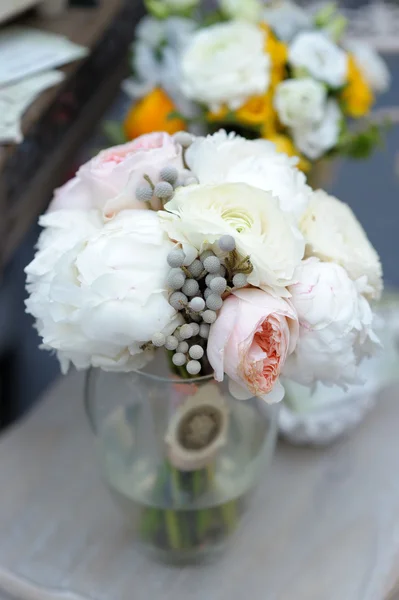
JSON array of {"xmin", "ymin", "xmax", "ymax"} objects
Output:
[
  {"xmin": 292, "ymin": 99, "xmax": 341, "ymax": 160},
  {"xmin": 288, "ymin": 31, "xmax": 348, "ymax": 88},
  {"xmin": 49, "ymin": 133, "xmax": 184, "ymax": 218},
  {"xmin": 181, "ymin": 21, "xmax": 270, "ymax": 112},
  {"xmin": 283, "ymin": 259, "xmax": 380, "ymax": 388},
  {"xmin": 159, "ymin": 182, "xmax": 305, "ymax": 297},
  {"xmin": 345, "ymin": 40, "xmax": 391, "ymax": 93},
  {"xmin": 25, "ymin": 210, "xmax": 180, "ymax": 373},
  {"xmin": 274, "ymin": 78, "xmax": 327, "ymax": 129},
  {"xmin": 300, "ymin": 190, "xmax": 383, "ymax": 300},
  {"xmin": 186, "ymin": 130, "xmax": 312, "ymax": 219},
  {"xmin": 219, "ymin": 0, "xmax": 262, "ymax": 22},
  {"xmin": 207, "ymin": 288, "xmax": 299, "ymax": 402}
]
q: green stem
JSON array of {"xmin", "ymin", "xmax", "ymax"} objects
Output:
[
  {"xmin": 164, "ymin": 509, "xmax": 183, "ymax": 550},
  {"xmin": 219, "ymin": 499, "xmax": 238, "ymax": 534}
]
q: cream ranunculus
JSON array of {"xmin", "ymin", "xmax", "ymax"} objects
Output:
[
  {"xmin": 292, "ymin": 99, "xmax": 342, "ymax": 160},
  {"xmin": 25, "ymin": 210, "xmax": 180, "ymax": 373},
  {"xmin": 181, "ymin": 22, "xmax": 270, "ymax": 112},
  {"xmin": 345, "ymin": 40, "xmax": 391, "ymax": 93},
  {"xmin": 300, "ymin": 190, "xmax": 383, "ymax": 300},
  {"xmin": 289, "ymin": 31, "xmax": 348, "ymax": 88},
  {"xmin": 283, "ymin": 259, "xmax": 380, "ymax": 388},
  {"xmin": 219, "ymin": 0, "xmax": 262, "ymax": 22},
  {"xmin": 186, "ymin": 130, "xmax": 312, "ymax": 219},
  {"xmin": 274, "ymin": 78, "xmax": 327, "ymax": 128},
  {"xmin": 159, "ymin": 182, "xmax": 305, "ymax": 297},
  {"xmin": 262, "ymin": 0, "xmax": 311, "ymax": 42}
]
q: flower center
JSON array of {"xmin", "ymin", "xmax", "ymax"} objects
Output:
[{"xmin": 221, "ymin": 207, "xmax": 254, "ymax": 234}]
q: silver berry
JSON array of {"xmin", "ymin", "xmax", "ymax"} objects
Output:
[
  {"xmin": 199, "ymin": 324, "xmax": 210, "ymax": 339},
  {"xmin": 189, "ymin": 345, "xmax": 204, "ymax": 360},
  {"xmin": 202, "ymin": 310, "xmax": 217, "ymax": 324},
  {"xmin": 203, "ymin": 256, "xmax": 221, "ymax": 274},
  {"xmin": 167, "ymin": 268, "xmax": 186, "ymax": 290},
  {"xmin": 218, "ymin": 265, "xmax": 226, "ymax": 278},
  {"xmin": 189, "ymin": 322, "xmax": 200, "ymax": 336},
  {"xmin": 160, "ymin": 166, "xmax": 178, "ymax": 184},
  {"xmin": 187, "ymin": 360, "xmax": 201, "ymax": 375},
  {"xmin": 182, "ymin": 279, "xmax": 199, "ymax": 297},
  {"xmin": 173, "ymin": 353, "xmax": 187, "ymax": 367},
  {"xmin": 205, "ymin": 273, "xmax": 218, "ymax": 286},
  {"xmin": 154, "ymin": 181, "xmax": 174, "ymax": 200},
  {"xmin": 200, "ymin": 250, "xmax": 214, "ymax": 262},
  {"xmin": 135, "ymin": 185, "xmax": 153, "ymax": 202},
  {"xmin": 167, "ymin": 249, "xmax": 185, "ymax": 268},
  {"xmin": 183, "ymin": 176, "xmax": 199, "ymax": 186},
  {"xmin": 206, "ymin": 294, "xmax": 223, "ymax": 311},
  {"xmin": 165, "ymin": 335, "xmax": 179, "ymax": 351},
  {"xmin": 204, "ymin": 288, "xmax": 212, "ymax": 300},
  {"xmin": 189, "ymin": 297, "xmax": 205, "ymax": 312},
  {"xmin": 180, "ymin": 324, "xmax": 194, "ymax": 339},
  {"xmin": 173, "ymin": 131, "xmax": 193, "ymax": 147},
  {"xmin": 177, "ymin": 341, "xmax": 189, "ymax": 354},
  {"xmin": 151, "ymin": 333, "xmax": 165, "ymax": 347},
  {"xmin": 188, "ymin": 259, "xmax": 203, "ymax": 278},
  {"xmin": 233, "ymin": 273, "xmax": 248, "ymax": 288},
  {"xmin": 169, "ymin": 291, "xmax": 188, "ymax": 310},
  {"xmin": 218, "ymin": 235, "xmax": 236, "ymax": 252},
  {"xmin": 210, "ymin": 277, "xmax": 227, "ymax": 295}
]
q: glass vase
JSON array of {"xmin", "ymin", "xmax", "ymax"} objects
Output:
[{"xmin": 84, "ymin": 356, "xmax": 279, "ymax": 564}]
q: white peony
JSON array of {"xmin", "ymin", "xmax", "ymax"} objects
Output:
[
  {"xmin": 159, "ymin": 182, "xmax": 305, "ymax": 297},
  {"xmin": 274, "ymin": 78, "xmax": 327, "ymax": 129},
  {"xmin": 124, "ymin": 16, "xmax": 198, "ymax": 119},
  {"xmin": 345, "ymin": 40, "xmax": 391, "ymax": 93},
  {"xmin": 289, "ymin": 31, "xmax": 348, "ymax": 88},
  {"xmin": 186, "ymin": 130, "xmax": 312, "ymax": 219},
  {"xmin": 219, "ymin": 0, "xmax": 262, "ymax": 22},
  {"xmin": 181, "ymin": 22, "xmax": 270, "ymax": 112},
  {"xmin": 292, "ymin": 99, "xmax": 342, "ymax": 160},
  {"xmin": 262, "ymin": 0, "xmax": 311, "ymax": 41},
  {"xmin": 25, "ymin": 210, "xmax": 180, "ymax": 373},
  {"xmin": 283, "ymin": 259, "xmax": 380, "ymax": 388},
  {"xmin": 300, "ymin": 190, "xmax": 383, "ymax": 300}
]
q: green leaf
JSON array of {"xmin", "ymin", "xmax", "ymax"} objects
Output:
[
  {"xmin": 103, "ymin": 121, "xmax": 128, "ymax": 146},
  {"xmin": 337, "ymin": 121, "xmax": 389, "ymax": 159},
  {"xmin": 167, "ymin": 110, "xmax": 186, "ymax": 122}
]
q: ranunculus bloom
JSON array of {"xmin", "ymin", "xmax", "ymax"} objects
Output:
[
  {"xmin": 292, "ymin": 99, "xmax": 341, "ymax": 160},
  {"xmin": 159, "ymin": 182, "xmax": 305, "ymax": 297},
  {"xmin": 186, "ymin": 130, "xmax": 312, "ymax": 219},
  {"xmin": 283, "ymin": 259, "xmax": 380, "ymax": 388},
  {"xmin": 207, "ymin": 288, "xmax": 299, "ymax": 403},
  {"xmin": 181, "ymin": 21, "xmax": 270, "ymax": 112},
  {"xmin": 300, "ymin": 190, "xmax": 383, "ymax": 300},
  {"xmin": 49, "ymin": 133, "xmax": 184, "ymax": 218},
  {"xmin": 274, "ymin": 78, "xmax": 327, "ymax": 129},
  {"xmin": 25, "ymin": 209, "xmax": 181, "ymax": 373}
]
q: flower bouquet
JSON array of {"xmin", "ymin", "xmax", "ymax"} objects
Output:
[
  {"xmin": 116, "ymin": 0, "xmax": 391, "ymax": 181},
  {"xmin": 25, "ymin": 130, "xmax": 382, "ymax": 561}
]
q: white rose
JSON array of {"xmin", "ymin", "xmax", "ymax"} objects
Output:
[
  {"xmin": 292, "ymin": 99, "xmax": 341, "ymax": 160},
  {"xmin": 262, "ymin": 0, "xmax": 311, "ymax": 41},
  {"xmin": 289, "ymin": 31, "xmax": 348, "ymax": 88},
  {"xmin": 181, "ymin": 22, "xmax": 270, "ymax": 112},
  {"xmin": 159, "ymin": 182, "xmax": 304, "ymax": 297},
  {"xmin": 25, "ymin": 210, "xmax": 180, "ymax": 374},
  {"xmin": 274, "ymin": 78, "xmax": 327, "ymax": 128},
  {"xmin": 345, "ymin": 40, "xmax": 391, "ymax": 93},
  {"xmin": 186, "ymin": 130, "xmax": 312, "ymax": 219},
  {"xmin": 283, "ymin": 259, "xmax": 380, "ymax": 388},
  {"xmin": 300, "ymin": 190, "xmax": 383, "ymax": 300},
  {"xmin": 219, "ymin": 0, "xmax": 262, "ymax": 22}
]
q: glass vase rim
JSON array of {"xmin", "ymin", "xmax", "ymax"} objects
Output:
[{"xmin": 131, "ymin": 368, "xmax": 214, "ymax": 385}]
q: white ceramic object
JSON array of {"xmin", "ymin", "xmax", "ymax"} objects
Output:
[{"xmin": 0, "ymin": 0, "xmax": 67, "ymax": 24}]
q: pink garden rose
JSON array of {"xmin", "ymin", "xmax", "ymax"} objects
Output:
[
  {"xmin": 207, "ymin": 288, "xmax": 299, "ymax": 403},
  {"xmin": 49, "ymin": 133, "xmax": 184, "ymax": 218}
]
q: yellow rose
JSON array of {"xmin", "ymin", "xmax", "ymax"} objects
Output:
[
  {"xmin": 266, "ymin": 134, "xmax": 311, "ymax": 173},
  {"xmin": 124, "ymin": 88, "xmax": 186, "ymax": 140},
  {"xmin": 342, "ymin": 55, "xmax": 374, "ymax": 118}
]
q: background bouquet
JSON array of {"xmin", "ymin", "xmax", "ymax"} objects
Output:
[
  {"xmin": 25, "ymin": 129, "xmax": 383, "ymax": 556},
  {"xmin": 119, "ymin": 0, "xmax": 391, "ymax": 177}
]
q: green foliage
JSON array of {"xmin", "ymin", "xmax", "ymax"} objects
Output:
[
  {"xmin": 103, "ymin": 121, "xmax": 128, "ymax": 146},
  {"xmin": 337, "ymin": 120, "xmax": 389, "ymax": 159}
]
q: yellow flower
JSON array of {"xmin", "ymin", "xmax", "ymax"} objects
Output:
[
  {"xmin": 124, "ymin": 88, "xmax": 186, "ymax": 140},
  {"xmin": 342, "ymin": 55, "xmax": 374, "ymax": 118},
  {"xmin": 266, "ymin": 133, "xmax": 311, "ymax": 173},
  {"xmin": 260, "ymin": 22, "xmax": 287, "ymax": 86}
]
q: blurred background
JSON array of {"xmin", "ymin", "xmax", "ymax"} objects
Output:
[{"xmin": 0, "ymin": 0, "xmax": 397, "ymax": 428}]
